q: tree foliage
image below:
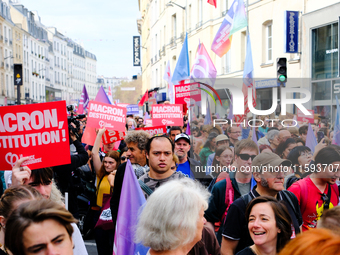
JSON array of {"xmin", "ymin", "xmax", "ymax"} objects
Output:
[{"xmin": 113, "ymin": 75, "xmax": 142, "ymax": 104}]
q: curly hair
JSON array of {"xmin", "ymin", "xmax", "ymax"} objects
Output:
[{"xmin": 124, "ymin": 130, "xmax": 151, "ymax": 151}]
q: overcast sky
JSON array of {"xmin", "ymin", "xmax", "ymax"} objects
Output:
[{"xmin": 18, "ymin": 0, "xmax": 141, "ymax": 79}]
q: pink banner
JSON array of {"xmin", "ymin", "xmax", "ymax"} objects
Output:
[
  {"xmin": 87, "ymin": 101, "xmax": 127, "ymax": 132},
  {"xmin": 174, "ymin": 83, "xmax": 201, "ymax": 106},
  {"xmin": 152, "ymin": 104, "xmax": 183, "ymax": 126}
]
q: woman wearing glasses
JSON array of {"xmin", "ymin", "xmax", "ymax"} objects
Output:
[{"xmin": 92, "ymin": 128, "xmax": 121, "ymax": 255}]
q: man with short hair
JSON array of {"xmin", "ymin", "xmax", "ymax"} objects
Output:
[
  {"xmin": 220, "ymin": 152, "xmax": 302, "ymax": 255},
  {"xmin": 137, "ymin": 117, "xmax": 143, "ymax": 126},
  {"xmin": 174, "ymin": 133, "xmax": 211, "ymax": 187},
  {"xmin": 139, "ymin": 135, "xmax": 185, "ymax": 198},
  {"xmin": 110, "ymin": 130, "xmax": 151, "ymax": 232},
  {"xmin": 168, "ymin": 126, "xmax": 182, "ymax": 142},
  {"xmin": 205, "ymin": 139, "xmax": 258, "ymax": 244},
  {"xmin": 227, "ymin": 126, "xmax": 241, "ymax": 147},
  {"xmin": 221, "ymin": 119, "xmax": 230, "ymax": 135}
]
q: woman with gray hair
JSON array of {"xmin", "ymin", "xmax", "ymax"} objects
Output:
[
  {"xmin": 267, "ymin": 129, "xmax": 280, "ymax": 152},
  {"xmin": 136, "ymin": 179, "xmax": 211, "ymax": 255}
]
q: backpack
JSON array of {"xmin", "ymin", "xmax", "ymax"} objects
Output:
[
  {"xmin": 214, "ymin": 177, "xmax": 234, "ymax": 232},
  {"xmin": 138, "ymin": 180, "xmax": 154, "ymax": 196},
  {"xmin": 297, "ymin": 177, "xmax": 339, "ymax": 215}
]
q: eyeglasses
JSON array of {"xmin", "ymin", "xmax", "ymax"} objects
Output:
[
  {"xmin": 238, "ymin": 154, "xmax": 257, "ymax": 161},
  {"xmin": 121, "ymin": 156, "xmax": 127, "ymax": 161},
  {"xmin": 300, "ymin": 151, "xmax": 313, "ymax": 157}
]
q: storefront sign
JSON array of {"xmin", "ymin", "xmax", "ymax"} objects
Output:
[
  {"xmin": 284, "ymin": 11, "xmax": 299, "ymax": 53},
  {"xmin": 152, "ymin": 104, "xmax": 183, "ymax": 126},
  {"xmin": 0, "ymin": 101, "xmax": 71, "ymax": 170},
  {"xmin": 133, "ymin": 36, "xmax": 141, "ymax": 66},
  {"xmin": 87, "ymin": 101, "xmax": 127, "ymax": 131},
  {"xmin": 255, "ymin": 79, "xmax": 280, "ymax": 89}
]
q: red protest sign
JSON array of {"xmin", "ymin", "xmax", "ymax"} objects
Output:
[
  {"xmin": 152, "ymin": 104, "xmax": 183, "ymax": 126},
  {"xmin": 297, "ymin": 109, "xmax": 314, "ymax": 123},
  {"xmin": 135, "ymin": 126, "xmax": 167, "ymax": 136},
  {"xmin": 102, "ymin": 130, "xmax": 126, "ymax": 145},
  {"xmin": 0, "ymin": 101, "xmax": 70, "ymax": 170},
  {"xmin": 174, "ymin": 82, "xmax": 201, "ymax": 106},
  {"xmin": 87, "ymin": 101, "xmax": 127, "ymax": 132}
]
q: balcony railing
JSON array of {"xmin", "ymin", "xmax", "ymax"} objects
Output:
[
  {"xmin": 170, "ymin": 36, "xmax": 176, "ymax": 47},
  {"xmin": 196, "ymin": 21, "xmax": 203, "ymax": 29},
  {"xmin": 4, "ymin": 38, "xmax": 8, "ymax": 43},
  {"xmin": 9, "ymin": 40, "xmax": 12, "ymax": 45},
  {"xmin": 154, "ymin": 54, "xmax": 157, "ymax": 62}
]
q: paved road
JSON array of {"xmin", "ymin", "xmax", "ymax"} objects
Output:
[{"xmin": 85, "ymin": 239, "xmax": 98, "ymax": 255}]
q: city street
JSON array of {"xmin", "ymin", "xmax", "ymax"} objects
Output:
[{"xmin": 85, "ymin": 239, "xmax": 98, "ymax": 255}]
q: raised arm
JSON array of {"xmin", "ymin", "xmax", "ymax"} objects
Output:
[{"xmin": 92, "ymin": 128, "xmax": 106, "ymax": 176}]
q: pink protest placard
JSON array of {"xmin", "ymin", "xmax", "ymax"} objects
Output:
[
  {"xmin": 0, "ymin": 101, "xmax": 71, "ymax": 170},
  {"xmin": 135, "ymin": 126, "xmax": 167, "ymax": 136},
  {"xmin": 102, "ymin": 130, "xmax": 126, "ymax": 145},
  {"xmin": 297, "ymin": 109, "xmax": 314, "ymax": 123},
  {"xmin": 152, "ymin": 104, "xmax": 183, "ymax": 126},
  {"xmin": 87, "ymin": 101, "xmax": 127, "ymax": 132},
  {"xmin": 174, "ymin": 82, "xmax": 201, "ymax": 106}
]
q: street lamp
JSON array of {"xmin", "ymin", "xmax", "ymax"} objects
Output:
[
  {"xmin": 166, "ymin": 1, "xmax": 187, "ymax": 36},
  {"xmin": 166, "ymin": 1, "xmax": 185, "ymax": 9}
]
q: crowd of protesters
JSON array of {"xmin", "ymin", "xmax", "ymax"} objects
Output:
[{"xmin": 2, "ymin": 110, "xmax": 340, "ymax": 255}]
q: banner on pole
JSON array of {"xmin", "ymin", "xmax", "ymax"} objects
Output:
[
  {"xmin": 87, "ymin": 101, "xmax": 127, "ymax": 132},
  {"xmin": 152, "ymin": 104, "xmax": 183, "ymax": 126}
]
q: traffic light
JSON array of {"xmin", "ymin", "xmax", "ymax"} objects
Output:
[
  {"xmin": 277, "ymin": 58, "xmax": 287, "ymax": 85},
  {"xmin": 14, "ymin": 64, "xmax": 23, "ymax": 86}
]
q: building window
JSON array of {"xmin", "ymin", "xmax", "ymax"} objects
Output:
[
  {"xmin": 172, "ymin": 14, "xmax": 177, "ymax": 39},
  {"xmin": 266, "ymin": 23, "xmax": 272, "ymax": 62},
  {"xmin": 312, "ymin": 22, "xmax": 338, "ymax": 80}
]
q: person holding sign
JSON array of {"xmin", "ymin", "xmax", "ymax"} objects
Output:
[{"xmin": 92, "ymin": 128, "xmax": 121, "ymax": 255}]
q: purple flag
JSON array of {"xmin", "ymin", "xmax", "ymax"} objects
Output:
[
  {"xmin": 143, "ymin": 112, "xmax": 150, "ymax": 125},
  {"xmin": 186, "ymin": 121, "xmax": 191, "ymax": 135},
  {"xmin": 95, "ymin": 85, "xmax": 111, "ymax": 105},
  {"xmin": 78, "ymin": 85, "xmax": 89, "ymax": 114},
  {"xmin": 333, "ymin": 96, "xmax": 340, "ymax": 145},
  {"xmin": 306, "ymin": 123, "xmax": 318, "ymax": 153},
  {"xmin": 204, "ymin": 99, "xmax": 211, "ymax": 125},
  {"xmin": 113, "ymin": 160, "xmax": 149, "ymax": 255}
]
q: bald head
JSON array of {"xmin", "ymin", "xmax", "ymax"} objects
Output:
[{"xmin": 278, "ymin": 130, "xmax": 291, "ymax": 143}]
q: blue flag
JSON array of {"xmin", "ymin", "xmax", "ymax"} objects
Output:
[
  {"xmin": 171, "ymin": 33, "xmax": 190, "ymax": 84},
  {"xmin": 306, "ymin": 123, "xmax": 318, "ymax": 153}
]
